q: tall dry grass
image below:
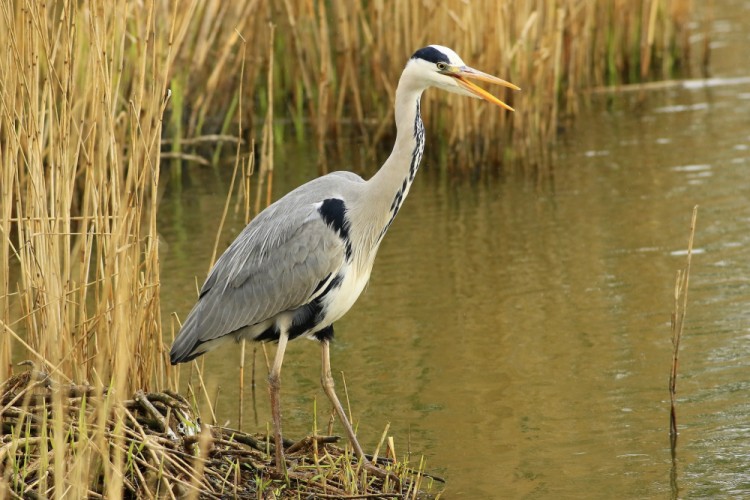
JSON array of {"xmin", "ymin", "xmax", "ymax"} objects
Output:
[
  {"xmin": 0, "ymin": 1, "xmax": 182, "ymax": 496},
  {"xmin": 0, "ymin": 0, "xmax": 175, "ymax": 392},
  {"xmin": 0, "ymin": 0, "xmax": 695, "ymax": 496}
]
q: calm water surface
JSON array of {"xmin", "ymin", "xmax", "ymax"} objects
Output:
[{"xmin": 159, "ymin": 4, "xmax": 750, "ymax": 498}]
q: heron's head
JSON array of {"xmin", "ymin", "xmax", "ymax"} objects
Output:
[{"xmin": 406, "ymin": 45, "xmax": 519, "ymax": 111}]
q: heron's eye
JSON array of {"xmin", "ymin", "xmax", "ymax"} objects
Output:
[{"xmin": 436, "ymin": 62, "xmax": 447, "ymax": 71}]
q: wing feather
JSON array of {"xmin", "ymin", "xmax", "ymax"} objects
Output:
[{"xmin": 170, "ymin": 172, "xmax": 362, "ymax": 363}]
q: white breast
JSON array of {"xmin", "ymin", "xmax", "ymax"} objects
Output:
[{"xmin": 314, "ymin": 261, "xmax": 373, "ymax": 336}]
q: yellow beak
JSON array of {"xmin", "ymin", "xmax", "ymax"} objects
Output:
[{"xmin": 448, "ymin": 66, "xmax": 520, "ymax": 112}]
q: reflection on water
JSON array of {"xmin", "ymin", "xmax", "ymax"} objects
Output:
[{"xmin": 159, "ymin": 4, "xmax": 750, "ymax": 498}]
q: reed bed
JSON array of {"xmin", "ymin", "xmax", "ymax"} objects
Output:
[
  {"xmin": 159, "ymin": 0, "xmax": 696, "ymax": 172},
  {"xmin": 0, "ymin": 0, "xmax": 695, "ymax": 497}
]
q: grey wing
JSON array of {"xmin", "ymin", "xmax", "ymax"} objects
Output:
[{"xmin": 170, "ymin": 199, "xmax": 347, "ymax": 362}]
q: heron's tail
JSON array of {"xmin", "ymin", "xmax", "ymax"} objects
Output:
[{"xmin": 169, "ymin": 309, "xmax": 209, "ymax": 364}]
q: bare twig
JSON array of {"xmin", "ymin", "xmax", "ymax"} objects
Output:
[{"xmin": 669, "ymin": 205, "xmax": 698, "ymax": 446}]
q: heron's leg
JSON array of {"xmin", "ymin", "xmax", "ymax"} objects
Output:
[
  {"xmin": 320, "ymin": 339, "xmax": 367, "ymax": 460},
  {"xmin": 269, "ymin": 332, "xmax": 289, "ymax": 472}
]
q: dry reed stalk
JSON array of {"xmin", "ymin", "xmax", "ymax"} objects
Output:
[
  {"xmin": 234, "ymin": 37, "xmax": 251, "ymax": 435},
  {"xmin": 254, "ymin": 22, "xmax": 277, "ymax": 216},
  {"xmin": 669, "ymin": 205, "xmax": 698, "ymax": 448},
  {"xmin": 315, "ymin": 0, "xmax": 333, "ymax": 173}
]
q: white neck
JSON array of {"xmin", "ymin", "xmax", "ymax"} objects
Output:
[{"xmin": 353, "ymin": 73, "xmax": 426, "ymax": 252}]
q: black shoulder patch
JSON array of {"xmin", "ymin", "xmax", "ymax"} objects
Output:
[
  {"xmin": 319, "ymin": 198, "xmax": 347, "ymax": 235},
  {"xmin": 411, "ymin": 46, "xmax": 450, "ymax": 64},
  {"xmin": 319, "ymin": 198, "xmax": 353, "ymax": 260}
]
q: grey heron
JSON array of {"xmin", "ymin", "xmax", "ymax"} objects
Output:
[{"xmin": 170, "ymin": 44, "xmax": 518, "ymax": 473}]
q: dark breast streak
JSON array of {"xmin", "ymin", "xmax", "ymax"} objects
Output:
[{"xmin": 378, "ymin": 99, "xmax": 425, "ymax": 242}]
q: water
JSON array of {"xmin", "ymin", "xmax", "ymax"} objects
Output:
[{"xmin": 159, "ymin": 3, "xmax": 750, "ymax": 497}]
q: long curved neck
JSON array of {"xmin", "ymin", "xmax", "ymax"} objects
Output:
[{"xmin": 357, "ymin": 76, "xmax": 426, "ymax": 248}]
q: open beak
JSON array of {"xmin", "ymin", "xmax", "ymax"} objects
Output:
[{"xmin": 448, "ymin": 66, "xmax": 520, "ymax": 112}]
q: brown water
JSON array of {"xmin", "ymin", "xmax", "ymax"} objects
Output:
[{"xmin": 159, "ymin": 3, "xmax": 750, "ymax": 498}]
